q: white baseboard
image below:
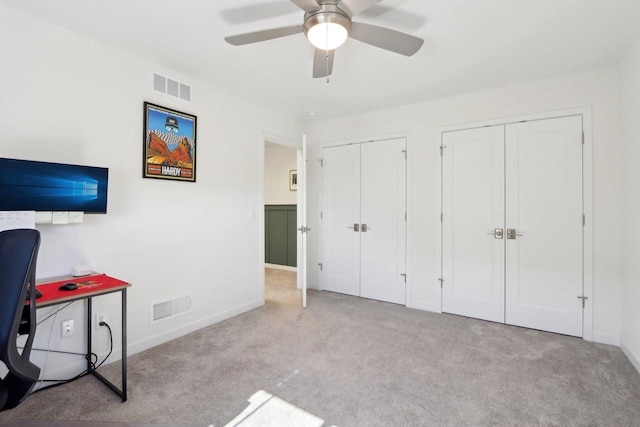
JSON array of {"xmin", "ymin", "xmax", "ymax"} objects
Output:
[
  {"xmin": 407, "ymin": 300, "xmax": 442, "ymax": 313},
  {"xmin": 128, "ymin": 299, "xmax": 264, "ymax": 357},
  {"xmin": 592, "ymin": 331, "xmax": 620, "ymax": 346},
  {"xmin": 36, "ymin": 298, "xmax": 265, "ymax": 383},
  {"xmin": 265, "ymin": 263, "xmax": 297, "ymax": 272},
  {"xmin": 621, "ymin": 343, "xmax": 640, "ymax": 375}
]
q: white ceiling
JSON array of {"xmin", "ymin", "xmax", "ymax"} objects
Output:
[{"xmin": 5, "ymin": 0, "xmax": 640, "ymax": 122}]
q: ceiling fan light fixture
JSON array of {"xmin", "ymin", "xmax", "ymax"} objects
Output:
[
  {"xmin": 304, "ymin": 9, "xmax": 351, "ymax": 51},
  {"xmin": 308, "ymin": 22, "xmax": 348, "ymax": 50}
]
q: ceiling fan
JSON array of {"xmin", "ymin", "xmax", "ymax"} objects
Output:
[{"xmin": 224, "ymin": 0, "xmax": 424, "ymax": 78}]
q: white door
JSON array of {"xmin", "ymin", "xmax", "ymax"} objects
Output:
[
  {"xmin": 321, "ymin": 144, "xmax": 361, "ymax": 297},
  {"xmin": 441, "ymin": 116, "xmax": 584, "ymax": 336},
  {"xmin": 360, "ymin": 138, "xmax": 407, "ymax": 305},
  {"xmin": 442, "ymin": 126, "xmax": 506, "ymax": 323},
  {"xmin": 505, "ymin": 116, "xmax": 583, "ymax": 336},
  {"xmin": 296, "ymin": 135, "xmax": 308, "ymax": 308}
]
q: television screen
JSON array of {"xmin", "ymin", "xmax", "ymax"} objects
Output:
[{"xmin": 0, "ymin": 158, "xmax": 109, "ymax": 214}]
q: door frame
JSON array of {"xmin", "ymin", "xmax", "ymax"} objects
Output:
[
  {"xmin": 436, "ymin": 107, "xmax": 594, "ymax": 341},
  {"xmin": 259, "ymin": 131, "xmax": 303, "ymax": 305}
]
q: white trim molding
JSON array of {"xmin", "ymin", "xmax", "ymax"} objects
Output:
[
  {"xmin": 265, "ymin": 263, "xmax": 297, "ymax": 272},
  {"xmin": 621, "ymin": 343, "xmax": 640, "ymax": 375}
]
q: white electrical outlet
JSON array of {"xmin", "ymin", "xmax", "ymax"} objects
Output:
[
  {"xmin": 61, "ymin": 320, "xmax": 74, "ymax": 338},
  {"xmin": 96, "ymin": 313, "xmax": 108, "ymax": 329}
]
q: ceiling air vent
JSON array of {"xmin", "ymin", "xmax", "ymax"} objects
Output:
[
  {"xmin": 151, "ymin": 295, "xmax": 192, "ymax": 324},
  {"xmin": 152, "ymin": 73, "xmax": 192, "ymax": 102}
]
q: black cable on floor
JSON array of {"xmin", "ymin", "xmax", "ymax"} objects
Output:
[{"xmin": 32, "ymin": 321, "xmax": 113, "ymax": 393}]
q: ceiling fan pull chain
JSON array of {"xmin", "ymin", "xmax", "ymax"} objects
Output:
[
  {"xmin": 325, "ymin": 24, "xmax": 331, "ymax": 83},
  {"xmin": 326, "ymin": 49, "xmax": 331, "ymax": 83}
]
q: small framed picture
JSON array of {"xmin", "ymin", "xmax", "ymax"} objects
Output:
[
  {"xmin": 143, "ymin": 102, "xmax": 197, "ymax": 182},
  {"xmin": 289, "ymin": 170, "xmax": 298, "ymax": 191}
]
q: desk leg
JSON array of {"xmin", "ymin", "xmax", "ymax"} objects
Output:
[
  {"xmin": 86, "ymin": 289, "xmax": 127, "ymax": 402},
  {"xmin": 87, "ymin": 297, "xmax": 93, "ymax": 373},
  {"xmin": 121, "ymin": 288, "xmax": 127, "ymax": 402}
]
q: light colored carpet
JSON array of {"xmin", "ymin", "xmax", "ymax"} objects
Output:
[
  {"xmin": 1, "ymin": 268, "xmax": 640, "ymax": 426},
  {"xmin": 224, "ymin": 390, "xmax": 326, "ymax": 427}
]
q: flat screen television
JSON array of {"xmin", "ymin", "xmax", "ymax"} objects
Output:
[{"xmin": 0, "ymin": 158, "xmax": 109, "ymax": 214}]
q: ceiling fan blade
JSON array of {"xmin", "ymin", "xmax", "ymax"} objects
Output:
[
  {"xmin": 220, "ymin": 2, "xmax": 299, "ymax": 25},
  {"xmin": 359, "ymin": 5, "xmax": 427, "ymax": 31},
  {"xmin": 349, "ymin": 22, "xmax": 424, "ymax": 56},
  {"xmin": 225, "ymin": 25, "xmax": 303, "ymax": 46},
  {"xmin": 290, "ymin": 0, "xmax": 321, "ymax": 13},
  {"xmin": 313, "ymin": 49, "xmax": 335, "ymax": 78},
  {"xmin": 338, "ymin": 0, "xmax": 382, "ymax": 16}
]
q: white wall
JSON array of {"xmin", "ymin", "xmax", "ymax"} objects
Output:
[
  {"xmin": 619, "ymin": 35, "xmax": 640, "ymax": 370},
  {"xmin": 1, "ymin": 1, "xmax": 634, "ymax": 379},
  {"xmin": 0, "ymin": 5, "xmax": 299, "ymax": 379},
  {"xmin": 306, "ymin": 67, "xmax": 623, "ymax": 345},
  {"xmin": 264, "ymin": 143, "xmax": 297, "ymax": 205}
]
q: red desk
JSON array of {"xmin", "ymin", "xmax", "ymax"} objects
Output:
[{"xmin": 35, "ymin": 274, "xmax": 130, "ymax": 402}]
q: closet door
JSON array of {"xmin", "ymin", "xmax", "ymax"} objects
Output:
[
  {"xmin": 321, "ymin": 144, "xmax": 361, "ymax": 297},
  {"xmin": 505, "ymin": 116, "xmax": 583, "ymax": 336},
  {"xmin": 360, "ymin": 138, "xmax": 407, "ymax": 305},
  {"xmin": 442, "ymin": 126, "xmax": 505, "ymax": 323}
]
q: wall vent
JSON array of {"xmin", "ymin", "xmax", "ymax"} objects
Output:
[
  {"xmin": 152, "ymin": 73, "xmax": 192, "ymax": 102},
  {"xmin": 150, "ymin": 295, "xmax": 192, "ymax": 324}
]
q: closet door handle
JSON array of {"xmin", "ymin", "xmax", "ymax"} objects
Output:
[
  {"xmin": 347, "ymin": 224, "xmax": 360, "ymax": 232},
  {"xmin": 487, "ymin": 229, "xmax": 503, "ymax": 239},
  {"xmin": 507, "ymin": 229, "xmax": 524, "ymax": 239},
  {"xmin": 361, "ymin": 224, "xmax": 370, "ymax": 232}
]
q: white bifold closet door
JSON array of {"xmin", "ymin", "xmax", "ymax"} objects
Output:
[
  {"xmin": 442, "ymin": 126, "xmax": 506, "ymax": 323},
  {"xmin": 504, "ymin": 116, "xmax": 583, "ymax": 336},
  {"xmin": 442, "ymin": 115, "xmax": 584, "ymax": 337},
  {"xmin": 321, "ymin": 143, "xmax": 361, "ymax": 297},
  {"xmin": 322, "ymin": 138, "xmax": 407, "ymax": 305}
]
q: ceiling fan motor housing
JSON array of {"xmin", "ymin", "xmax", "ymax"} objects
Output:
[{"xmin": 303, "ymin": 4, "xmax": 352, "ymax": 37}]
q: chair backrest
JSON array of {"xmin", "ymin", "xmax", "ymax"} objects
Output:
[{"xmin": 0, "ymin": 229, "xmax": 41, "ymax": 411}]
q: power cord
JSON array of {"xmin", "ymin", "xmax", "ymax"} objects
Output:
[
  {"xmin": 17, "ymin": 302, "xmax": 75, "ymax": 339},
  {"xmin": 95, "ymin": 321, "xmax": 113, "ymax": 370},
  {"xmin": 36, "ymin": 302, "xmax": 74, "ymax": 326},
  {"xmin": 32, "ymin": 320, "xmax": 114, "ymax": 394},
  {"xmin": 20, "ymin": 301, "xmax": 77, "ymax": 384},
  {"xmin": 38, "ymin": 305, "xmax": 60, "ymax": 390},
  {"xmin": 18, "ymin": 301, "xmax": 115, "ymax": 393},
  {"xmin": 18, "ymin": 346, "xmax": 98, "ymax": 362}
]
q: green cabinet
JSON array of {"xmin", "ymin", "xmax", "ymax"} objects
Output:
[{"xmin": 265, "ymin": 205, "xmax": 297, "ymax": 267}]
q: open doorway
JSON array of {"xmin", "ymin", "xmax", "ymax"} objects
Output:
[
  {"xmin": 264, "ymin": 141, "xmax": 298, "ymax": 270},
  {"xmin": 263, "ymin": 139, "xmax": 300, "ymax": 305}
]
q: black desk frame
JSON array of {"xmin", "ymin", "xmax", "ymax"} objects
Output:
[
  {"xmin": 38, "ymin": 286, "xmax": 128, "ymax": 402},
  {"xmin": 87, "ymin": 288, "xmax": 127, "ymax": 402}
]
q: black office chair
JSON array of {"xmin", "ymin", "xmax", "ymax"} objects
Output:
[{"xmin": 0, "ymin": 229, "xmax": 41, "ymax": 412}]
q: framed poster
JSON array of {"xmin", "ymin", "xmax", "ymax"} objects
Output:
[
  {"xmin": 143, "ymin": 102, "xmax": 197, "ymax": 182},
  {"xmin": 289, "ymin": 170, "xmax": 297, "ymax": 191}
]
